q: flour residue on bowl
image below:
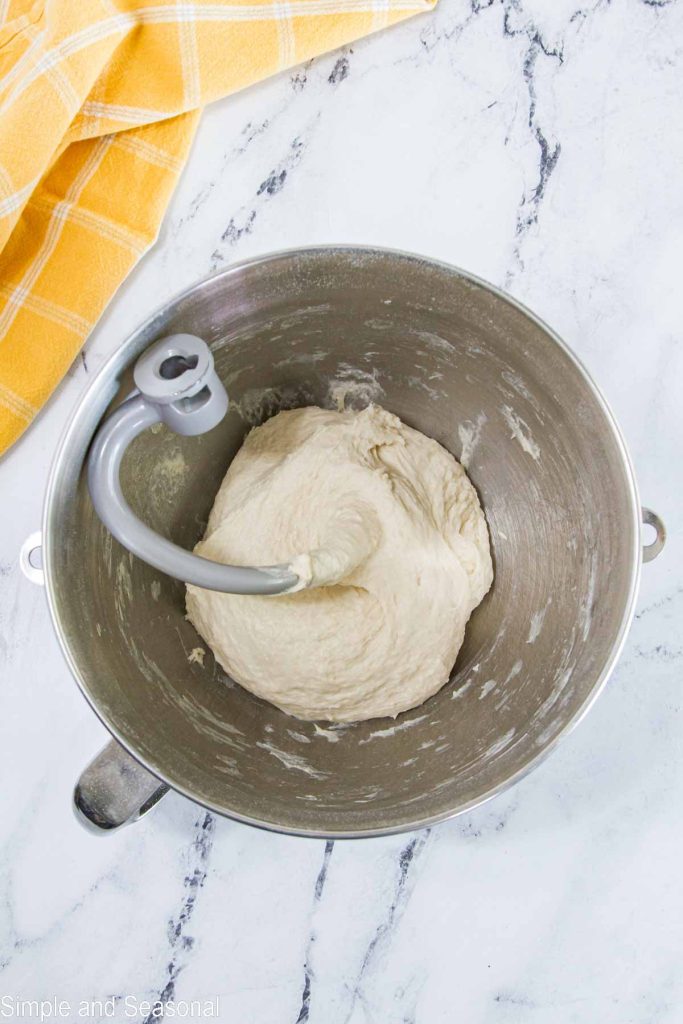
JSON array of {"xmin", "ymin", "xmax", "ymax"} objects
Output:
[
  {"xmin": 534, "ymin": 633, "xmax": 578, "ymax": 730},
  {"xmin": 216, "ymin": 754, "xmax": 241, "ymax": 778},
  {"xmin": 273, "ymin": 349, "xmax": 328, "ymax": 368},
  {"xmin": 500, "ymin": 370, "xmax": 545, "ymax": 421},
  {"xmin": 287, "ymin": 729, "xmax": 311, "ymax": 744},
  {"xmin": 479, "ymin": 679, "xmax": 497, "ymax": 700},
  {"xmin": 313, "ymin": 724, "xmax": 343, "ymax": 742},
  {"xmin": 485, "ymin": 727, "xmax": 516, "ymax": 758},
  {"xmin": 506, "ymin": 660, "xmax": 523, "ymax": 684},
  {"xmin": 415, "ymin": 330, "xmax": 455, "ymax": 354},
  {"xmin": 114, "ymin": 556, "xmax": 133, "ymax": 619},
  {"xmin": 148, "ymin": 448, "xmax": 189, "ymax": 505},
  {"xmin": 527, "ymin": 598, "xmax": 552, "ymax": 644},
  {"xmin": 580, "ymin": 554, "xmax": 598, "ymax": 641},
  {"xmin": 188, "ymin": 646, "xmax": 205, "ymax": 666},
  {"xmin": 451, "ymin": 678, "xmax": 473, "ymax": 700},
  {"xmin": 458, "ymin": 412, "xmax": 487, "ymax": 468},
  {"xmin": 256, "ymin": 741, "xmax": 328, "ymax": 779},
  {"xmin": 406, "ymin": 374, "xmax": 445, "ymax": 402},
  {"xmin": 102, "ymin": 531, "xmax": 113, "ymax": 576},
  {"xmin": 478, "ymin": 659, "xmax": 521, "ymax": 702},
  {"xmin": 354, "ymin": 787, "xmax": 381, "ymax": 804},
  {"xmin": 230, "ymin": 362, "xmax": 384, "ymax": 426},
  {"xmin": 328, "ymin": 365, "xmax": 384, "ymax": 411},
  {"xmin": 357, "ymin": 714, "xmax": 428, "ymax": 744},
  {"xmin": 233, "ymin": 384, "xmax": 315, "ymax": 426},
  {"xmin": 492, "ymin": 661, "xmax": 523, "ymax": 711},
  {"xmin": 500, "ymin": 405, "xmax": 541, "ymax": 460}
]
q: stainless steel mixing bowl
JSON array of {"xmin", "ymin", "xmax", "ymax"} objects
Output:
[{"xmin": 34, "ymin": 246, "xmax": 664, "ymax": 835}]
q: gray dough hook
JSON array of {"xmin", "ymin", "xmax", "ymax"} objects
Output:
[{"xmin": 87, "ymin": 334, "xmax": 299, "ymax": 596}]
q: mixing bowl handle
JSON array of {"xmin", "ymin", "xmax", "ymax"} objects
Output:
[
  {"xmin": 87, "ymin": 334, "xmax": 300, "ymax": 595},
  {"xmin": 74, "ymin": 740, "xmax": 169, "ymax": 833},
  {"xmin": 641, "ymin": 508, "xmax": 666, "ymax": 563}
]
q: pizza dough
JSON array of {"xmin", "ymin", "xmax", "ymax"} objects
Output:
[{"xmin": 186, "ymin": 405, "xmax": 493, "ymax": 722}]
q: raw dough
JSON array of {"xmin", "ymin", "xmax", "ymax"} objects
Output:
[{"xmin": 186, "ymin": 405, "xmax": 493, "ymax": 722}]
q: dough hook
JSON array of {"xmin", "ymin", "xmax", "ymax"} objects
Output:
[{"xmin": 87, "ymin": 335, "xmax": 300, "ymax": 595}]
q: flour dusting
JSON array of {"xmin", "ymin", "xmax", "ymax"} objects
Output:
[
  {"xmin": 501, "ymin": 405, "xmax": 541, "ymax": 460},
  {"xmin": 358, "ymin": 714, "xmax": 428, "ymax": 744},
  {"xmin": 255, "ymin": 742, "xmax": 328, "ymax": 779},
  {"xmin": 479, "ymin": 679, "xmax": 497, "ymax": 700},
  {"xmin": 458, "ymin": 412, "xmax": 487, "ymax": 469},
  {"xmin": 527, "ymin": 599, "xmax": 552, "ymax": 643},
  {"xmin": 188, "ymin": 646, "xmax": 205, "ymax": 666}
]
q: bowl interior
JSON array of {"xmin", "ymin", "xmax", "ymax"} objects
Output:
[{"xmin": 47, "ymin": 249, "xmax": 638, "ymax": 834}]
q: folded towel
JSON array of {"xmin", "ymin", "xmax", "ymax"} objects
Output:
[{"xmin": 0, "ymin": 0, "xmax": 434, "ymax": 455}]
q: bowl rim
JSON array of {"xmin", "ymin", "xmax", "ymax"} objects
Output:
[{"xmin": 43, "ymin": 244, "xmax": 642, "ymax": 838}]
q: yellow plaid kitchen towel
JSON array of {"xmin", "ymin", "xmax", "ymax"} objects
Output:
[{"xmin": 0, "ymin": 0, "xmax": 434, "ymax": 455}]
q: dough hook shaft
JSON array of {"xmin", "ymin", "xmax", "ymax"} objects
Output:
[{"xmin": 87, "ymin": 335, "xmax": 299, "ymax": 595}]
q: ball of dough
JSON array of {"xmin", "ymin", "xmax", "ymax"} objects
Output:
[{"xmin": 186, "ymin": 405, "xmax": 492, "ymax": 722}]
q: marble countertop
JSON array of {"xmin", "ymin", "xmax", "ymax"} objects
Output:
[{"xmin": 1, "ymin": 0, "xmax": 682, "ymax": 1020}]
